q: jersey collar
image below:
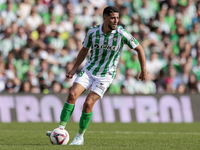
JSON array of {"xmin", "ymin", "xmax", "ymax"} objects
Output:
[{"xmin": 100, "ymin": 23, "xmax": 117, "ymax": 35}]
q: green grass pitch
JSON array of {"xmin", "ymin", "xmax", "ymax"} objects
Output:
[{"xmin": 0, "ymin": 122, "xmax": 200, "ymax": 150}]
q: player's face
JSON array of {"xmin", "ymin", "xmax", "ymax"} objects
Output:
[{"xmin": 104, "ymin": 12, "xmax": 119, "ymax": 30}]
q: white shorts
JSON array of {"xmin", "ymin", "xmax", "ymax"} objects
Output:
[{"xmin": 74, "ymin": 69, "xmax": 113, "ymax": 99}]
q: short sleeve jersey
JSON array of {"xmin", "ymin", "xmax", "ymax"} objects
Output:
[{"xmin": 82, "ymin": 23, "xmax": 139, "ymax": 78}]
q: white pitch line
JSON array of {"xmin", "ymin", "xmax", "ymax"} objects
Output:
[
  {"xmin": 1, "ymin": 130, "xmax": 200, "ymax": 135},
  {"xmin": 86, "ymin": 131, "xmax": 200, "ymax": 135}
]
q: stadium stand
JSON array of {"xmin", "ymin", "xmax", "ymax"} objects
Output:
[{"xmin": 0, "ymin": 0, "xmax": 200, "ymax": 94}]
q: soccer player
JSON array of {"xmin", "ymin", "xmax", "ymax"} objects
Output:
[{"xmin": 46, "ymin": 6, "xmax": 147, "ymax": 145}]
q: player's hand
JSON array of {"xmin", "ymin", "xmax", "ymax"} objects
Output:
[
  {"xmin": 139, "ymin": 70, "xmax": 147, "ymax": 81},
  {"xmin": 66, "ymin": 69, "xmax": 76, "ymax": 78}
]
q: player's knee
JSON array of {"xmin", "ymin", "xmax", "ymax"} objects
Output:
[
  {"xmin": 67, "ymin": 91, "xmax": 77, "ymax": 103},
  {"xmin": 83, "ymin": 100, "xmax": 93, "ymax": 113},
  {"xmin": 84, "ymin": 100, "xmax": 92, "ymax": 108}
]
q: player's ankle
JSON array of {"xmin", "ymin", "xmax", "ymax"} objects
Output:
[
  {"xmin": 76, "ymin": 133, "xmax": 84, "ymax": 138},
  {"xmin": 58, "ymin": 125, "xmax": 65, "ymax": 129}
]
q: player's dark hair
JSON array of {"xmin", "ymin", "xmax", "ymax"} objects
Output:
[{"xmin": 103, "ymin": 6, "xmax": 119, "ymax": 16}]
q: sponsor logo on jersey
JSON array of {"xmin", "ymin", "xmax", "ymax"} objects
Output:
[
  {"xmin": 129, "ymin": 37, "xmax": 139, "ymax": 45},
  {"xmin": 130, "ymin": 37, "xmax": 134, "ymax": 41},
  {"xmin": 94, "ymin": 43, "xmax": 116, "ymax": 50}
]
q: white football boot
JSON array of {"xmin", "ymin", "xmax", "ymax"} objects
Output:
[
  {"xmin": 46, "ymin": 131, "xmax": 52, "ymax": 137},
  {"xmin": 69, "ymin": 136, "xmax": 84, "ymax": 145}
]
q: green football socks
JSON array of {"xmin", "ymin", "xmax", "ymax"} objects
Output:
[
  {"xmin": 60, "ymin": 102, "xmax": 93, "ymax": 136},
  {"xmin": 59, "ymin": 102, "xmax": 75, "ymax": 127},
  {"xmin": 79, "ymin": 111, "xmax": 93, "ymax": 134}
]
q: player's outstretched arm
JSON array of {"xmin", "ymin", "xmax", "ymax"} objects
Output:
[
  {"xmin": 134, "ymin": 44, "xmax": 147, "ymax": 81},
  {"xmin": 66, "ymin": 47, "xmax": 89, "ymax": 78}
]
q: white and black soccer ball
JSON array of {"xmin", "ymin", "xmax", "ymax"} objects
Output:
[{"xmin": 50, "ymin": 128, "xmax": 69, "ymax": 145}]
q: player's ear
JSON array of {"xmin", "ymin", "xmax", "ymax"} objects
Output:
[{"xmin": 103, "ymin": 15, "xmax": 107, "ymax": 22}]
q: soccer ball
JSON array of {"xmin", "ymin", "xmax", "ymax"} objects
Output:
[{"xmin": 50, "ymin": 128, "xmax": 69, "ymax": 145}]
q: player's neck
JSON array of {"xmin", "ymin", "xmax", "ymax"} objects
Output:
[{"xmin": 102, "ymin": 23, "xmax": 112, "ymax": 35}]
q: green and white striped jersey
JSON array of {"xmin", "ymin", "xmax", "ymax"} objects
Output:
[{"xmin": 82, "ymin": 23, "xmax": 139, "ymax": 78}]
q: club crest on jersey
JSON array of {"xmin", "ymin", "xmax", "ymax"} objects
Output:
[
  {"xmin": 94, "ymin": 43, "xmax": 116, "ymax": 50},
  {"xmin": 113, "ymin": 36, "xmax": 117, "ymax": 41},
  {"xmin": 96, "ymin": 36, "xmax": 100, "ymax": 39}
]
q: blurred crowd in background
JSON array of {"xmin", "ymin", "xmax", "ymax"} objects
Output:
[{"xmin": 0, "ymin": 0, "xmax": 200, "ymax": 94}]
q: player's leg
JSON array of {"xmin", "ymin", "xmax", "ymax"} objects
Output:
[
  {"xmin": 59, "ymin": 82, "xmax": 86, "ymax": 128},
  {"xmin": 59, "ymin": 70, "xmax": 94, "ymax": 129},
  {"xmin": 77, "ymin": 79, "xmax": 112, "ymax": 136},
  {"xmin": 46, "ymin": 70, "xmax": 94, "ymax": 137},
  {"xmin": 69, "ymin": 91, "xmax": 100, "ymax": 145},
  {"xmin": 79, "ymin": 91, "xmax": 100, "ymax": 134},
  {"xmin": 46, "ymin": 83, "xmax": 86, "ymax": 137},
  {"xmin": 70, "ymin": 77, "xmax": 113, "ymax": 145}
]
